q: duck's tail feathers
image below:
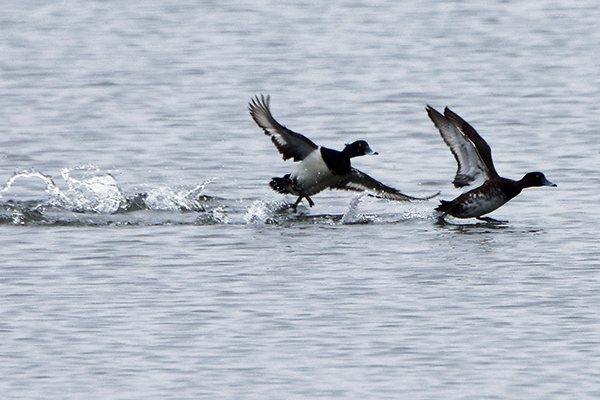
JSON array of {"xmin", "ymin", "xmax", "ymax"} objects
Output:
[
  {"xmin": 435, "ymin": 200, "xmax": 453, "ymax": 214},
  {"xmin": 270, "ymin": 174, "xmax": 294, "ymax": 194}
]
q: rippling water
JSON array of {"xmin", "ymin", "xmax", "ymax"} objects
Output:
[{"xmin": 1, "ymin": 0, "xmax": 600, "ymax": 399}]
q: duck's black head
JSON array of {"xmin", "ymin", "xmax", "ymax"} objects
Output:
[
  {"xmin": 520, "ymin": 172, "xmax": 557, "ymax": 188},
  {"xmin": 343, "ymin": 140, "xmax": 378, "ymax": 158}
]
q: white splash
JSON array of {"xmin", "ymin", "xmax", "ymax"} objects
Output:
[
  {"xmin": 58, "ymin": 165, "xmax": 127, "ymax": 214},
  {"xmin": 244, "ymin": 200, "xmax": 290, "ymax": 224},
  {"xmin": 0, "ymin": 169, "xmax": 69, "ymax": 204},
  {"xmin": 244, "ymin": 200, "xmax": 271, "ymax": 224},
  {"xmin": 341, "ymin": 194, "xmax": 372, "ymax": 224},
  {"xmin": 142, "ymin": 179, "xmax": 213, "ymax": 211}
]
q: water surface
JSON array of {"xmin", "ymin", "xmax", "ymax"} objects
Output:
[{"xmin": 1, "ymin": 0, "xmax": 599, "ymax": 399}]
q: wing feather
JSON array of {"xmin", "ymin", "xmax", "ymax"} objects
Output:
[
  {"xmin": 443, "ymin": 107, "xmax": 498, "ymax": 178},
  {"xmin": 426, "ymin": 105, "xmax": 490, "ymax": 187},
  {"xmin": 249, "ymin": 95, "xmax": 318, "ymax": 161},
  {"xmin": 333, "ymin": 169, "xmax": 439, "ymax": 201}
]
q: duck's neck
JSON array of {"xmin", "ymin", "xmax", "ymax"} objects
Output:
[
  {"xmin": 341, "ymin": 148, "xmax": 360, "ymax": 159},
  {"xmin": 321, "ymin": 147, "xmax": 352, "ymax": 175},
  {"xmin": 492, "ymin": 177, "xmax": 523, "ymax": 200}
]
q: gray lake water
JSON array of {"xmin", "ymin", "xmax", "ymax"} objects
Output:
[{"xmin": 1, "ymin": 0, "xmax": 600, "ymax": 399}]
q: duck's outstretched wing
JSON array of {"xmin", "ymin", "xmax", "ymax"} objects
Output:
[
  {"xmin": 426, "ymin": 105, "xmax": 490, "ymax": 188},
  {"xmin": 249, "ymin": 95, "xmax": 318, "ymax": 161},
  {"xmin": 443, "ymin": 107, "xmax": 498, "ymax": 178},
  {"xmin": 333, "ymin": 169, "xmax": 439, "ymax": 201}
]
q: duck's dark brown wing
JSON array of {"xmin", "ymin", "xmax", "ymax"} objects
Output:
[
  {"xmin": 333, "ymin": 169, "xmax": 439, "ymax": 201},
  {"xmin": 426, "ymin": 105, "xmax": 491, "ymax": 188},
  {"xmin": 443, "ymin": 107, "xmax": 499, "ymax": 178},
  {"xmin": 249, "ymin": 95, "xmax": 318, "ymax": 161}
]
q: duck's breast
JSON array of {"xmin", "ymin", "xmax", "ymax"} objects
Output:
[{"xmin": 290, "ymin": 149, "xmax": 340, "ymax": 196}]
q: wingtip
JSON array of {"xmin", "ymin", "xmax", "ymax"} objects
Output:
[
  {"xmin": 249, "ymin": 94, "xmax": 271, "ymax": 111},
  {"xmin": 407, "ymin": 190, "xmax": 441, "ymax": 201},
  {"xmin": 425, "ymin": 104, "xmax": 445, "ymax": 122},
  {"xmin": 422, "ymin": 190, "xmax": 441, "ymax": 200},
  {"xmin": 443, "ymin": 106, "xmax": 461, "ymax": 122},
  {"xmin": 259, "ymin": 93, "xmax": 270, "ymax": 105},
  {"xmin": 249, "ymin": 94, "xmax": 275, "ymax": 137}
]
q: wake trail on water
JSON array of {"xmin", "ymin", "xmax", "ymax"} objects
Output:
[{"xmin": 0, "ymin": 166, "xmax": 434, "ymax": 227}]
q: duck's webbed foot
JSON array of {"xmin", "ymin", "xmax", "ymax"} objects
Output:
[{"xmin": 476, "ymin": 216, "xmax": 507, "ymax": 224}]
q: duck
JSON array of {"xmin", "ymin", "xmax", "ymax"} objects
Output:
[
  {"xmin": 425, "ymin": 105, "xmax": 556, "ymax": 222},
  {"xmin": 249, "ymin": 94, "xmax": 437, "ymax": 210}
]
